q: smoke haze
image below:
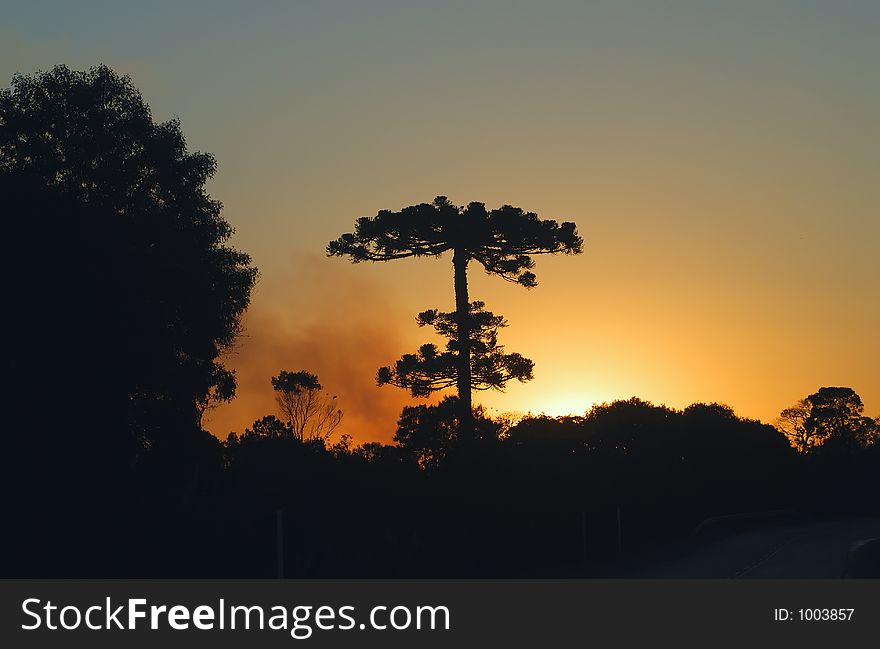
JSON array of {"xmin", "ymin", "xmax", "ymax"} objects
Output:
[{"xmin": 204, "ymin": 255, "xmax": 429, "ymax": 444}]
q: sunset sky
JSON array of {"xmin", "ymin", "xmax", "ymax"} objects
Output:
[{"xmin": 4, "ymin": 1, "xmax": 878, "ymax": 443}]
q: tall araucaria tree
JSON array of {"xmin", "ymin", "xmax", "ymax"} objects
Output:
[{"xmin": 328, "ymin": 196, "xmax": 582, "ymax": 435}]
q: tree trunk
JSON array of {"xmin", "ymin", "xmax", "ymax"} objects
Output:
[{"xmin": 452, "ymin": 247, "xmax": 474, "ymax": 439}]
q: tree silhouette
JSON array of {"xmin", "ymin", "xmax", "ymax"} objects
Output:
[
  {"xmin": 271, "ymin": 370, "xmax": 344, "ymax": 442},
  {"xmin": 328, "ymin": 196, "xmax": 582, "ymax": 434},
  {"xmin": 2, "ymin": 65, "xmax": 257, "ymax": 577},
  {"xmin": 394, "ymin": 396, "xmax": 505, "ymax": 468},
  {"xmin": 377, "ymin": 301, "xmax": 533, "ymax": 398},
  {"xmin": 777, "ymin": 387, "xmax": 878, "ymax": 454},
  {"xmin": 776, "ymin": 399, "xmax": 820, "ymax": 454},
  {"xmin": 197, "ymin": 366, "xmax": 238, "ymax": 428},
  {"xmin": 242, "ymin": 415, "xmax": 294, "ymax": 440},
  {"xmin": 807, "ymin": 387, "xmax": 863, "ymax": 440},
  {"xmin": 2, "ymin": 64, "xmax": 257, "ymax": 453}
]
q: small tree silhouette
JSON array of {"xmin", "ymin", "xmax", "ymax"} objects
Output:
[
  {"xmin": 328, "ymin": 196, "xmax": 582, "ymax": 435},
  {"xmin": 377, "ymin": 301, "xmax": 533, "ymax": 397},
  {"xmin": 271, "ymin": 371, "xmax": 343, "ymax": 442}
]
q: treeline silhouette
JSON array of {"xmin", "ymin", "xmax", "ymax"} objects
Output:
[
  {"xmin": 3, "ymin": 65, "xmax": 879, "ymax": 578},
  {"xmin": 209, "ymin": 394, "xmax": 879, "ymax": 578},
  {"xmin": 8, "ymin": 375, "xmax": 880, "ymax": 578}
]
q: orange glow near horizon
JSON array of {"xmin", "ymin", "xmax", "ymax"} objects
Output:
[
  {"xmin": 12, "ymin": 4, "xmax": 875, "ymax": 445},
  {"xmin": 515, "ymin": 394, "xmax": 600, "ymax": 419}
]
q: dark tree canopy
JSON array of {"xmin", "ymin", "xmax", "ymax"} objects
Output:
[
  {"xmin": 239, "ymin": 415, "xmax": 294, "ymax": 441},
  {"xmin": 2, "ymin": 65, "xmax": 257, "ymax": 450},
  {"xmin": 328, "ymin": 196, "xmax": 582, "ymax": 287},
  {"xmin": 805, "ymin": 387, "xmax": 877, "ymax": 452},
  {"xmin": 394, "ymin": 396, "xmax": 505, "ymax": 469},
  {"xmin": 377, "ymin": 301, "xmax": 534, "ymax": 397},
  {"xmin": 272, "ymin": 370, "xmax": 323, "ymax": 394},
  {"xmin": 777, "ymin": 387, "xmax": 878, "ymax": 454},
  {"xmin": 507, "ymin": 397, "xmax": 793, "ymax": 477}
]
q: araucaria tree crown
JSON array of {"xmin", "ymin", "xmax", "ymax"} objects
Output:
[{"xmin": 327, "ymin": 196, "xmax": 582, "ymax": 287}]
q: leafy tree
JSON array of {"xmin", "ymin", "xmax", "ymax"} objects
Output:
[
  {"xmin": 328, "ymin": 196, "xmax": 582, "ymax": 434},
  {"xmin": 354, "ymin": 442, "xmax": 403, "ymax": 464},
  {"xmin": 197, "ymin": 366, "xmax": 238, "ymax": 427},
  {"xmin": 806, "ymin": 387, "xmax": 866, "ymax": 445},
  {"xmin": 578, "ymin": 397, "xmax": 677, "ymax": 458},
  {"xmin": 2, "ymin": 64, "xmax": 256, "ymax": 454},
  {"xmin": 777, "ymin": 387, "xmax": 877, "ymax": 454},
  {"xmin": 680, "ymin": 402, "xmax": 792, "ymax": 469},
  {"xmin": 394, "ymin": 397, "xmax": 459, "ymax": 469},
  {"xmin": 271, "ymin": 370, "xmax": 343, "ymax": 442},
  {"xmin": 394, "ymin": 396, "xmax": 504, "ymax": 469},
  {"xmin": 776, "ymin": 399, "xmax": 819, "ymax": 454},
  {"xmin": 241, "ymin": 415, "xmax": 294, "ymax": 440},
  {"xmin": 377, "ymin": 301, "xmax": 533, "ymax": 397},
  {"xmin": 222, "ymin": 415, "xmax": 328, "ymax": 505},
  {"xmin": 328, "ymin": 433, "xmax": 354, "ymax": 458}
]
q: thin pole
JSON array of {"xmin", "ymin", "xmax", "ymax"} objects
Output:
[
  {"xmin": 581, "ymin": 511, "xmax": 588, "ymax": 563},
  {"xmin": 276, "ymin": 509, "xmax": 284, "ymax": 579},
  {"xmin": 616, "ymin": 505, "xmax": 622, "ymax": 556}
]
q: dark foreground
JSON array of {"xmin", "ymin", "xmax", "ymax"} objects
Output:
[{"xmin": 623, "ymin": 516, "xmax": 880, "ymax": 578}]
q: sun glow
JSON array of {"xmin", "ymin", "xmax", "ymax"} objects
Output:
[{"xmin": 526, "ymin": 394, "xmax": 600, "ymax": 418}]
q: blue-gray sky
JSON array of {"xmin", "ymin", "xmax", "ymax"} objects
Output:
[{"xmin": 4, "ymin": 1, "xmax": 878, "ymax": 441}]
